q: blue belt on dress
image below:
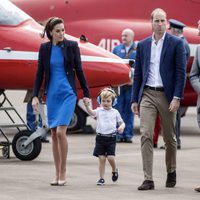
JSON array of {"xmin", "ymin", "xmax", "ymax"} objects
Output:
[
  {"xmin": 144, "ymin": 85, "xmax": 164, "ymax": 92},
  {"xmin": 97, "ymin": 132, "xmax": 116, "ymax": 137}
]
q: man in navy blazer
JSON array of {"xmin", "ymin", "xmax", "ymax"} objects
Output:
[{"xmin": 131, "ymin": 8, "xmax": 186, "ymax": 190}]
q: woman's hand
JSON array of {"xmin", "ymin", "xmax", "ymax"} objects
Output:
[
  {"xmin": 83, "ymin": 97, "xmax": 91, "ymax": 107},
  {"xmin": 32, "ymin": 97, "xmax": 39, "ymax": 113}
]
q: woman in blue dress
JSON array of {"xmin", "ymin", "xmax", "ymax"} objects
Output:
[{"xmin": 32, "ymin": 17, "xmax": 90, "ymax": 186}]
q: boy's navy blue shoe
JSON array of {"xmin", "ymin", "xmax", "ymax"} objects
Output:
[
  {"xmin": 97, "ymin": 178, "xmax": 105, "ymax": 186},
  {"xmin": 112, "ymin": 169, "xmax": 118, "ymax": 182}
]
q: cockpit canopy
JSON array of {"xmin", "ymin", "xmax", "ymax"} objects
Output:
[{"xmin": 0, "ymin": 0, "xmax": 30, "ymax": 26}]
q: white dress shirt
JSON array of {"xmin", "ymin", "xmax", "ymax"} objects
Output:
[{"xmin": 146, "ymin": 32, "xmax": 166, "ymax": 87}]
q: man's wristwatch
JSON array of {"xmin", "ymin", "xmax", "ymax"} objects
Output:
[{"xmin": 173, "ymin": 96, "xmax": 181, "ymax": 101}]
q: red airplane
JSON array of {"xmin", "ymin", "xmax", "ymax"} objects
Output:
[
  {"xmin": 0, "ymin": 0, "xmax": 130, "ymax": 130},
  {"xmin": 0, "ymin": 0, "xmax": 132, "ymax": 160},
  {"xmin": 11, "ymin": 0, "xmax": 200, "ymax": 116}
]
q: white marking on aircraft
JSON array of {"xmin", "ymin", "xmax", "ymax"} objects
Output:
[{"xmin": 0, "ymin": 50, "xmax": 130, "ymax": 64}]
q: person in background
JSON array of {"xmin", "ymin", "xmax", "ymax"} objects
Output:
[
  {"xmin": 131, "ymin": 8, "xmax": 186, "ymax": 190},
  {"xmin": 32, "ymin": 17, "xmax": 90, "ymax": 186},
  {"xmin": 153, "ymin": 19, "xmax": 190, "ymax": 149},
  {"xmin": 83, "ymin": 88, "xmax": 125, "ymax": 185},
  {"xmin": 169, "ymin": 19, "xmax": 190, "ymax": 149},
  {"xmin": 189, "ymin": 19, "xmax": 200, "ymax": 193},
  {"xmin": 112, "ymin": 28, "xmax": 136, "ymax": 143}
]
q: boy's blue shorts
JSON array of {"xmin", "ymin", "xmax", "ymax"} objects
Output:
[{"xmin": 93, "ymin": 134, "xmax": 116, "ymax": 157}]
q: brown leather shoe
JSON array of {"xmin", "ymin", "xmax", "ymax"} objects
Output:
[
  {"xmin": 138, "ymin": 180, "xmax": 155, "ymax": 190},
  {"xmin": 166, "ymin": 171, "xmax": 176, "ymax": 188}
]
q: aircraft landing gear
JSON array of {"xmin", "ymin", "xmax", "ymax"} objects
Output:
[
  {"xmin": 0, "ymin": 90, "xmax": 47, "ymax": 160},
  {"xmin": 68, "ymin": 106, "xmax": 87, "ymax": 131},
  {"xmin": 0, "ymin": 89, "xmax": 28, "ymax": 159},
  {"xmin": 12, "ymin": 130, "xmax": 42, "ymax": 161}
]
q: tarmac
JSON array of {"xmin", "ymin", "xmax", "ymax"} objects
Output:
[{"xmin": 0, "ymin": 91, "xmax": 200, "ymax": 200}]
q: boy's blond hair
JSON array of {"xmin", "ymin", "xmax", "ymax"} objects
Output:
[{"xmin": 99, "ymin": 88, "xmax": 116, "ymax": 103}]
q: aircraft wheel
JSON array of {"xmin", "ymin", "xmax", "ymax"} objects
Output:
[
  {"xmin": 68, "ymin": 106, "xmax": 87, "ymax": 131},
  {"xmin": 12, "ymin": 130, "xmax": 42, "ymax": 161}
]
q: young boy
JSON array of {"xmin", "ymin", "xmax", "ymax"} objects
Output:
[{"xmin": 83, "ymin": 88, "xmax": 125, "ymax": 185}]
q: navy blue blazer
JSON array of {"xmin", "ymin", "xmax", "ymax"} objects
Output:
[
  {"xmin": 131, "ymin": 32, "xmax": 186, "ymax": 104},
  {"xmin": 33, "ymin": 39, "xmax": 90, "ymax": 98}
]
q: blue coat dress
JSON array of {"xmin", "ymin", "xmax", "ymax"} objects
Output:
[
  {"xmin": 33, "ymin": 39, "xmax": 90, "ymax": 129},
  {"xmin": 46, "ymin": 44, "xmax": 76, "ymax": 128}
]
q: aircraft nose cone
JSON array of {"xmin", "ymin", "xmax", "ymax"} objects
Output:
[{"xmin": 79, "ymin": 41, "xmax": 130, "ymax": 90}]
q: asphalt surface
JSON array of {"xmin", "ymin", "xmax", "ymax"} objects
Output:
[{"xmin": 0, "ymin": 90, "xmax": 200, "ymax": 200}]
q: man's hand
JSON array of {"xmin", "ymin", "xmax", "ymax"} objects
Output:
[
  {"xmin": 169, "ymin": 98, "xmax": 180, "ymax": 112},
  {"xmin": 131, "ymin": 102, "xmax": 139, "ymax": 116}
]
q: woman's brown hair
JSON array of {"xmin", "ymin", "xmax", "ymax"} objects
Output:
[{"xmin": 41, "ymin": 17, "xmax": 64, "ymax": 40}]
